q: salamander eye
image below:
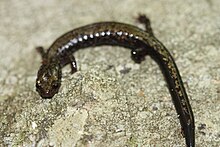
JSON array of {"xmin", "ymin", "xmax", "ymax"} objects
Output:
[{"xmin": 52, "ymin": 81, "xmax": 59, "ymax": 89}]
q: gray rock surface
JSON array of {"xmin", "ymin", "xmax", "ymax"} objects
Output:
[{"xmin": 0, "ymin": 0, "xmax": 219, "ymax": 146}]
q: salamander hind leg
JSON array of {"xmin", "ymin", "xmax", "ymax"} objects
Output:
[
  {"xmin": 136, "ymin": 14, "xmax": 154, "ymax": 35},
  {"xmin": 131, "ymin": 47, "xmax": 148, "ymax": 63}
]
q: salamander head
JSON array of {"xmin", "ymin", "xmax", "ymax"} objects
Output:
[{"xmin": 36, "ymin": 61, "xmax": 62, "ymax": 98}]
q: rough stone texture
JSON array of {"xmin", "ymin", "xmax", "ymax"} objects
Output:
[{"xmin": 0, "ymin": 0, "xmax": 220, "ymax": 146}]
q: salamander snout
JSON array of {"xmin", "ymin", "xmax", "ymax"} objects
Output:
[{"xmin": 36, "ymin": 62, "xmax": 62, "ymax": 98}]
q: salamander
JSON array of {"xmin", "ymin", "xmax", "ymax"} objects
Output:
[{"xmin": 35, "ymin": 14, "xmax": 195, "ymax": 147}]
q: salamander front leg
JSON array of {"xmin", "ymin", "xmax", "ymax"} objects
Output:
[
  {"xmin": 136, "ymin": 14, "xmax": 154, "ymax": 36},
  {"xmin": 60, "ymin": 53, "xmax": 77, "ymax": 74},
  {"xmin": 69, "ymin": 56, "xmax": 77, "ymax": 74},
  {"xmin": 131, "ymin": 48, "xmax": 148, "ymax": 63},
  {"xmin": 36, "ymin": 46, "xmax": 48, "ymax": 63},
  {"xmin": 36, "ymin": 46, "xmax": 46, "ymax": 57}
]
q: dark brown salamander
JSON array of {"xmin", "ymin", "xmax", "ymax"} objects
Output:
[{"xmin": 36, "ymin": 15, "xmax": 195, "ymax": 147}]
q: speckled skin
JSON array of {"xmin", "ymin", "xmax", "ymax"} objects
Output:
[{"xmin": 36, "ymin": 15, "xmax": 195, "ymax": 147}]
